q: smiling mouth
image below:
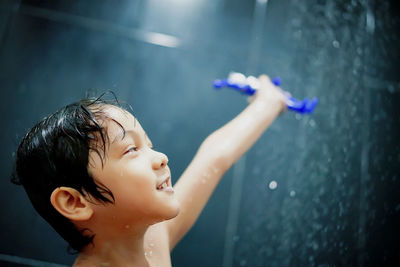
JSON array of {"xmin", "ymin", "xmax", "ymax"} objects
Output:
[{"xmin": 156, "ymin": 177, "xmax": 174, "ymax": 192}]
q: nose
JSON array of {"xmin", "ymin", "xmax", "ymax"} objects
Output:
[{"xmin": 152, "ymin": 151, "xmax": 168, "ymax": 170}]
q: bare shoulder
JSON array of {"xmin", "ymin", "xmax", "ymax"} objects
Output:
[{"xmin": 144, "ymin": 221, "xmax": 172, "ymax": 267}]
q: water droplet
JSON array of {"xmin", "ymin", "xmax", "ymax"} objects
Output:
[
  {"xmin": 203, "ymin": 171, "xmax": 211, "ymax": 180},
  {"xmin": 125, "ymin": 225, "xmax": 130, "ymax": 229},
  {"xmin": 293, "ymin": 30, "xmax": 302, "ymax": 39},
  {"xmin": 366, "ymin": 10, "xmax": 375, "ymax": 33},
  {"xmin": 290, "ymin": 190, "xmax": 296, "ymax": 197},
  {"xmin": 148, "ymin": 250, "xmax": 153, "ymax": 257},
  {"xmin": 309, "ymin": 119, "xmax": 316, "ymax": 127},
  {"xmin": 212, "ymin": 167, "xmax": 220, "ymax": 174},
  {"xmin": 388, "ymin": 84, "xmax": 396, "ymax": 93},
  {"xmin": 332, "ymin": 40, "xmax": 340, "ymax": 48},
  {"xmin": 144, "ymin": 252, "xmax": 148, "ymax": 256},
  {"xmin": 395, "ymin": 203, "xmax": 400, "ymax": 212},
  {"xmin": 308, "ymin": 255, "xmax": 315, "ymax": 263},
  {"xmin": 268, "ymin": 181, "xmax": 277, "ymax": 190},
  {"xmin": 150, "ymin": 243, "xmax": 155, "ymax": 247}
]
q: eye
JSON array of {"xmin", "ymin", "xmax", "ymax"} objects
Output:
[{"xmin": 125, "ymin": 147, "xmax": 139, "ymax": 154}]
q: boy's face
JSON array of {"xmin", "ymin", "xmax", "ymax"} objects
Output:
[{"xmin": 87, "ymin": 105, "xmax": 180, "ymax": 226}]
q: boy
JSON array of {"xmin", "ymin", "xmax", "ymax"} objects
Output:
[{"xmin": 12, "ymin": 75, "xmax": 287, "ymax": 266}]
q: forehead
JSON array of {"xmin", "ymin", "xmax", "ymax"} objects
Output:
[{"xmin": 102, "ymin": 105, "xmax": 145, "ymax": 138}]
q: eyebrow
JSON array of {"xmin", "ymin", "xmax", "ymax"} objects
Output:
[{"xmin": 111, "ymin": 129, "xmax": 152, "ymax": 146}]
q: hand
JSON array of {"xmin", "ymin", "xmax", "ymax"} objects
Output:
[{"xmin": 248, "ymin": 75, "xmax": 290, "ymax": 114}]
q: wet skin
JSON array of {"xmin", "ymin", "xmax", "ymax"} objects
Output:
[{"xmin": 72, "ymin": 105, "xmax": 180, "ymax": 266}]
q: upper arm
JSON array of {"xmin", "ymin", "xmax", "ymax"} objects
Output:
[{"xmin": 165, "ymin": 139, "xmax": 230, "ymax": 250}]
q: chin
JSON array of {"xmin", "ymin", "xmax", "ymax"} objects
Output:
[
  {"xmin": 156, "ymin": 203, "xmax": 180, "ymax": 223},
  {"xmin": 164, "ymin": 202, "xmax": 180, "ymax": 220},
  {"xmin": 170, "ymin": 206, "xmax": 180, "ymax": 218}
]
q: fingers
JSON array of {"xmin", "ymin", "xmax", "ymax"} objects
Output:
[
  {"xmin": 258, "ymin": 75, "xmax": 271, "ymax": 87},
  {"xmin": 257, "ymin": 74, "xmax": 289, "ymax": 113},
  {"xmin": 258, "ymin": 75, "xmax": 278, "ymax": 93},
  {"xmin": 258, "ymin": 74, "xmax": 291, "ymax": 97}
]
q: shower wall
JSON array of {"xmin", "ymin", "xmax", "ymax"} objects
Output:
[{"xmin": 0, "ymin": 0, "xmax": 398, "ymax": 266}]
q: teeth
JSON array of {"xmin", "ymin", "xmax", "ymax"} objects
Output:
[
  {"xmin": 163, "ymin": 186, "xmax": 174, "ymax": 192},
  {"xmin": 157, "ymin": 180, "xmax": 168, "ymax": 190},
  {"xmin": 157, "ymin": 179, "xmax": 174, "ymax": 193}
]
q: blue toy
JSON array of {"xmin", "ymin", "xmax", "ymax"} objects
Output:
[{"xmin": 213, "ymin": 72, "xmax": 318, "ymax": 114}]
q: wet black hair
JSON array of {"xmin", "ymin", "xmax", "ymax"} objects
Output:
[{"xmin": 10, "ymin": 93, "xmax": 129, "ymax": 253}]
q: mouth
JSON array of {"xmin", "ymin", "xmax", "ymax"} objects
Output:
[{"xmin": 156, "ymin": 176, "xmax": 174, "ymax": 193}]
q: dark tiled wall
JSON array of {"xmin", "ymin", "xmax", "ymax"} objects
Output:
[{"xmin": 0, "ymin": 0, "xmax": 399, "ymax": 266}]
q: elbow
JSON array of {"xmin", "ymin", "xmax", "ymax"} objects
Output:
[
  {"xmin": 210, "ymin": 152, "xmax": 232, "ymax": 174},
  {"xmin": 199, "ymin": 136, "xmax": 233, "ymax": 173}
]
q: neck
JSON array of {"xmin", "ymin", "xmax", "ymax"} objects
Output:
[{"xmin": 74, "ymin": 223, "xmax": 151, "ymax": 267}]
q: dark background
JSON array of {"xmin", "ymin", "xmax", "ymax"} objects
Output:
[{"xmin": 0, "ymin": 0, "xmax": 399, "ymax": 266}]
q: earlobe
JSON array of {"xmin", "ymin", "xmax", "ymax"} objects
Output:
[{"xmin": 50, "ymin": 187, "xmax": 94, "ymax": 221}]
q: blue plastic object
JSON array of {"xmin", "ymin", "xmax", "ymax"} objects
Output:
[{"xmin": 213, "ymin": 73, "xmax": 318, "ymax": 114}]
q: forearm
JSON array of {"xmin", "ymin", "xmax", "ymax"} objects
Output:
[
  {"xmin": 167, "ymin": 98, "xmax": 282, "ymax": 250},
  {"xmin": 167, "ymin": 151, "xmax": 224, "ymax": 250},
  {"xmin": 205, "ymin": 98, "xmax": 283, "ymax": 169}
]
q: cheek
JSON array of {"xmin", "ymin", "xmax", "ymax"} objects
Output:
[
  {"xmin": 112, "ymin": 167, "xmax": 156, "ymax": 205},
  {"xmin": 90, "ymin": 157, "xmax": 158, "ymax": 211},
  {"xmin": 117, "ymin": 178, "xmax": 154, "ymax": 201}
]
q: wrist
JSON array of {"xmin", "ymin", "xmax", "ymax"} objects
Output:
[{"xmin": 251, "ymin": 97, "xmax": 285, "ymax": 114}]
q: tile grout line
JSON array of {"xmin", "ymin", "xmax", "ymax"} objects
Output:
[{"xmin": 222, "ymin": 1, "xmax": 269, "ymax": 267}]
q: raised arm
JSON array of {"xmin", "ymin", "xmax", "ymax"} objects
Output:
[{"xmin": 165, "ymin": 75, "xmax": 287, "ymax": 250}]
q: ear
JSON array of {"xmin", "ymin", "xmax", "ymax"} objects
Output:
[{"xmin": 50, "ymin": 187, "xmax": 94, "ymax": 221}]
